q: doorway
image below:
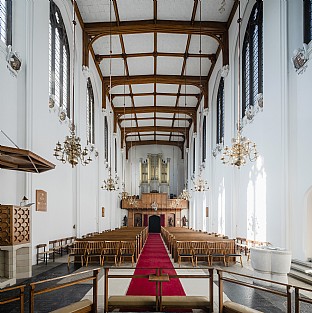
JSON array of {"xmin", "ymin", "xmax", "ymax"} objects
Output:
[{"xmin": 149, "ymin": 215, "xmax": 161, "ymax": 233}]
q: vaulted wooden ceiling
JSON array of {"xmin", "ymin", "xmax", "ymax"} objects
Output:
[{"xmin": 76, "ymin": 0, "xmax": 238, "ymax": 154}]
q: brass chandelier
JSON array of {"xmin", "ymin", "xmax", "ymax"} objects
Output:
[
  {"xmin": 191, "ymin": 167, "xmax": 209, "ymax": 192},
  {"xmin": 101, "ymin": 0, "xmax": 119, "ymax": 191},
  {"xmin": 221, "ymin": 0, "xmax": 258, "ymax": 167},
  {"xmin": 53, "ymin": 1, "xmax": 95, "ymax": 168}
]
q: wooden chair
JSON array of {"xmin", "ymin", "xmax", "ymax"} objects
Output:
[
  {"xmin": 225, "ymin": 240, "xmax": 243, "ymax": 267},
  {"xmin": 192, "ymin": 241, "xmax": 209, "ymax": 267},
  {"xmin": 49, "ymin": 240, "xmax": 63, "ymax": 257},
  {"xmin": 85, "ymin": 241, "xmax": 104, "ymax": 266},
  {"xmin": 36, "ymin": 243, "xmax": 55, "ymax": 265},
  {"xmin": 177, "ymin": 241, "xmax": 194, "ymax": 267},
  {"xmin": 67, "ymin": 241, "xmax": 88, "ymax": 268},
  {"xmin": 210, "ymin": 242, "xmax": 227, "ymax": 266},
  {"xmin": 119, "ymin": 241, "xmax": 136, "ymax": 266},
  {"xmin": 102, "ymin": 241, "xmax": 120, "ymax": 266}
]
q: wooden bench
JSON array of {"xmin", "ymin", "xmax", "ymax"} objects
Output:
[
  {"xmin": 50, "ymin": 299, "xmax": 93, "ymax": 313},
  {"xmin": 107, "ymin": 295, "xmax": 156, "ymax": 312},
  {"xmin": 161, "ymin": 295, "xmax": 211, "ymax": 312},
  {"xmin": 223, "ymin": 300, "xmax": 263, "ymax": 313}
]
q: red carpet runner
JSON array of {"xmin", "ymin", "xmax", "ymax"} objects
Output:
[{"xmin": 126, "ymin": 233, "xmax": 186, "ymax": 296}]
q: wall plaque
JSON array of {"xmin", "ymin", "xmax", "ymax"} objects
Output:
[{"xmin": 36, "ymin": 190, "xmax": 47, "ymax": 212}]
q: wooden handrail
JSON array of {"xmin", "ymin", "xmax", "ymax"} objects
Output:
[
  {"xmin": 29, "ymin": 268, "xmax": 100, "ymax": 313},
  {"xmin": 294, "ymin": 286, "xmax": 312, "ymax": 313},
  {"xmin": 217, "ymin": 269, "xmax": 293, "ymax": 313},
  {"xmin": 0, "ymin": 284, "xmax": 26, "ymax": 313}
]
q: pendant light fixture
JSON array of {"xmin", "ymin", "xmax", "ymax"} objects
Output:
[
  {"xmin": 191, "ymin": 0, "xmax": 209, "ymax": 192},
  {"xmin": 53, "ymin": 0, "xmax": 95, "ymax": 167},
  {"xmin": 101, "ymin": 0, "xmax": 119, "ymax": 191},
  {"xmin": 221, "ymin": 0, "xmax": 258, "ymax": 167}
]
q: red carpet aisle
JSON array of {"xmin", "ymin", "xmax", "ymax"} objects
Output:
[{"xmin": 126, "ymin": 233, "xmax": 186, "ymax": 296}]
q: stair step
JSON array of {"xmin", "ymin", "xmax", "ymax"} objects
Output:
[
  {"xmin": 288, "ymin": 269, "xmax": 312, "ymax": 286},
  {"xmin": 292, "ymin": 259, "xmax": 312, "ymax": 268},
  {"xmin": 291, "ymin": 264, "xmax": 312, "ymax": 275}
]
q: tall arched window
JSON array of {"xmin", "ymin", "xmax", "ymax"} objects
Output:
[
  {"xmin": 202, "ymin": 115, "xmax": 206, "ymax": 163},
  {"xmin": 104, "ymin": 116, "xmax": 108, "ymax": 163},
  {"xmin": 0, "ymin": 0, "xmax": 12, "ymax": 45},
  {"xmin": 49, "ymin": 0, "xmax": 70, "ymax": 117},
  {"xmin": 242, "ymin": 0, "xmax": 263, "ymax": 118},
  {"xmin": 193, "ymin": 137, "xmax": 196, "ymax": 174},
  {"xmin": 216, "ymin": 77, "xmax": 224, "ymax": 144},
  {"xmin": 87, "ymin": 78, "xmax": 95, "ymax": 145},
  {"xmin": 304, "ymin": 0, "xmax": 312, "ymax": 44}
]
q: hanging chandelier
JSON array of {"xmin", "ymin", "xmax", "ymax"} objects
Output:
[
  {"xmin": 179, "ymin": 187, "xmax": 191, "ymax": 201},
  {"xmin": 53, "ymin": 1, "xmax": 95, "ymax": 168},
  {"xmin": 101, "ymin": 166, "xmax": 119, "ymax": 191},
  {"xmin": 221, "ymin": 0, "xmax": 258, "ymax": 168},
  {"xmin": 191, "ymin": 167, "xmax": 209, "ymax": 192}
]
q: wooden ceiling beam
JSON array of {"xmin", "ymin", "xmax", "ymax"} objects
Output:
[
  {"xmin": 122, "ymin": 126, "xmax": 188, "ymax": 135},
  {"xmin": 126, "ymin": 133, "xmax": 184, "ymax": 138},
  {"xmin": 114, "ymin": 105, "xmax": 196, "ymax": 117},
  {"xmin": 95, "ymin": 52, "xmax": 216, "ymax": 61},
  {"xmin": 84, "ymin": 20, "xmax": 227, "ymax": 36},
  {"xmin": 112, "ymin": 92, "xmax": 200, "ymax": 98},
  {"xmin": 104, "ymin": 74, "xmax": 207, "ymax": 88},
  {"xmin": 119, "ymin": 116, "xmax": 191, "ymax": 122}
]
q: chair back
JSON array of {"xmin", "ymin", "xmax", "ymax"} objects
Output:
[
  {"xmin": 120, "ymin": 241, "xmax": 135, "ymax": 255},
  {"xmin": 104, "ymin": 241, "xmax": 120, "ymax": 254},
  {"xmin": 87, "ymin": 241, "xmax": 104, "ymax": 255},
  {"xmin": 177, "ymin": 241, "xmax": 193, "ymax": 255}
]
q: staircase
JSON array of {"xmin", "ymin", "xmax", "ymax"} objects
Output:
[{"xmin": 289, "ymin": 259, "xmax": 312, "ymax": 285}]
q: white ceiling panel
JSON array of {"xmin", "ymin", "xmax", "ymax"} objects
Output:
[
  {"xmin": 136, "ymin": 113, "xmax": 155, "ymax": 119},
  {"xmin": 127, "ymin": 57, "xmax": 154, "ymax": 76},
  {"xmin": 113, "ymin": 96, "xmax": 132, "ymax": 107},
  {"xmin": 123, "ymin": 34, "xmax": 154, "ymax": 54},
  {"xmin": 111, "ymin": 85, "xmax": 130, "ymax": 94},
  {"xmin": 189, "ymin": 35, "xmax": 219, "ymax": 54},
  {"xmin": 100, "ymin": 58, "xmax": 126, "ymax": 76},
  {"xmin": 177, "ymin": 96, "xmax": 197, "ymax": 107},
  {"xmin": 133, "ymin": 96, "xmax": 153, "ymax": 107},
  {"xmin": 195, "ymin": 0, "xmax": 234, "ymax": 22},
  {"xmin": 76, "ymin": 0, "xmax": 115, "ymax": 23},
  {"xmin": 158, "ymin": 34, "xmax": 188, "ymax": 53},
  {"xmin": 156, "ymin": 113, "xmax": 174, "ymax": 119},
  {"xmin": 173, "ymin": 120, "xmax": 189, "ymax": 128},
  {"xmin": 158, "ymin": 0, "xmax": 194, "ymax": 20},
  {"xmin": 123, "ymin": 113, "xmax": 136, "ymax": 119},
  {"xmin": 127, "ymin": 135, "xmax": 140, "ymax": 141},
  {"xmin": 180, "ymin": 84, "xmax": 200, "ymax": 94},
  {"xmin": 171, "ymin": 131, "xmax": 184, "ymax": 136},
  {"xmin": 157, "ymin": 135, "xmax": 170, "ymax": 141},
  {"xmin": 185, "ymin": 57, "xmax": 211, "ymax": 76},
  {"xmin": 120, "ymin": 120, "xmax": 135, "ymax": 128},
  {"xmin": 157, "ymin": 84, "xmax": 179, "ymax": 93},
  {"xmin": 117, "ymin": 0, "xmax": 153, "ymax": 21},
  {"xmin": 141, "ymin": 135, "xmax": 155, "ymax": 141},
  {"xmin": 137, "ymin": 120, "xmax": 154, "ymax": 127},
  {"xmin": 157, "ymin": 131, "xmax": 170, "ymax": 135},
  {"xmin": 92, "ymin": 35, "xmax": 122, "ymax": 55},
  {"xmin": 157, "ymin": 57, "xmax": 183, "ymax": 75},
  {"xmin": 131, "ymin": 84, "xmax": 154, "ymax": 93},
  {"xmin": 156, "ymin": 120, "xmax": 172, "ymax": 127},
  {"xmin": 156, "ymin": 95, "xmax": 176, "ymax": 107},
  {"xmin": 170, "ymin": 136, "xmax": 184, "ymax": 142}
]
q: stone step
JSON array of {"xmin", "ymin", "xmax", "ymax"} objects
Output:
[
  {"xmin": 291, "ymin": 263, "xmax": 312, "ymax": 276},
  {"xmin": 288, "ymin": 269, "xmax": 312, "ymax": 286},
  {"xmin": 292, "ymin": 259, "xmax": 312, "ymax": 268}
]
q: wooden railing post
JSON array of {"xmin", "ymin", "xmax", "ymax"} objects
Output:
[
  {"xmin": 208, "ymin": 268, "xmax": 214, "ymax": 312},
  {"xmin": 20, "ymin": 286, "xmax": 25, "ymax": 313},
  {"xmin": 104, "ymin": 268, "xmax": 109, "ymax": 313},
  {"xmin": 217, "ymin": 270, "xmax": 224, "ymax": 313},
  {"xmin": 295, "ymin": 287, "xmax": 299, "ymax": 313},
  {"xmin": 93, "ymin": 269, "xmax": 99, "ymax": 312},
  {"xmin": 29, "ymin": 284, "xmax": 35, "ymax": 313},
  {"xmin": 286, "ymin": 285, "xmax": 292, "ymax": 313}
]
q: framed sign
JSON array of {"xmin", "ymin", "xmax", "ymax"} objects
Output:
[{"xmin": 36, "ymin": 190, "xmax": 47, "ymax": 212}]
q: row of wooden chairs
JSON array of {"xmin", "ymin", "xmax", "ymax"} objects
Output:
[
  {"xmin": 68, "ymin": 240, "xmax": 136, "ymax": 268},
  {"xmin": 235, "ymin": 237, "xmax": 272, "ymax": 260},
  {"xmin": 176, "ymin": 241, "xmax": 243, "ymax": 267},
  {"xmin": 36, "ymin": 237, "xmax": 76, "ymax": 265}
]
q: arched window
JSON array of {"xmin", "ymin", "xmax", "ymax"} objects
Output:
[
  {"xmin": 104, "ymin": 116, "xmax": 108, "ymax": 163},
  {"xmin": 304, "ymin": 0, "xmax": 312, "ymax": 44},
  {"xmin": 216, "ymin": 77, "xmax": 224, "ymax": 145},
  {"xmin": 86, "ymin": 78, "xmax": 95, "ymax": 145},
  {"xmin": 193, "ymin": 137, "xmax": 196, "ymax": 174},
  {"xmin": 202, "ymin": 115, "xmax": 206, "ymax": 163},
  {"xmin": 49, "ymin": 0, "xmax": 70, "ymax": 117},
  {"xmin": 242, "ymin": 0, "xmax": 263, "ymax": 118},
  {"xmin": 0, "ymin": 0, "xmax": 12, "ymax": 45}
]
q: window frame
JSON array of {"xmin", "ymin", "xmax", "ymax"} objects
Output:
[
  {"xmin": 202, "ymin": 115, "xmax": 207, "ymax": 163},
  {"xmin": 241, "ymin": 0, "xmax": 263, "ymax": 118},
  {"xmin": 216, "ymin": 77, "xmax": 224, "ymax": 145},
  {"xmin": 304, "ymin": 0, "xmax": 312, "ymax": 44},
  {"xmin": 104, "ymin": 116, "xmax": 108, "ymax": 163},
  {"xmin": 0, "ymin": 0, "xmax": 12, "ymax": 46},
  {"xmin": 87, "ymin": 77, "xmax": 95, "ymax": 145},
  {"xmin": 49, "ymin": 0, "xmax": 70, "ymax": 118}
]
